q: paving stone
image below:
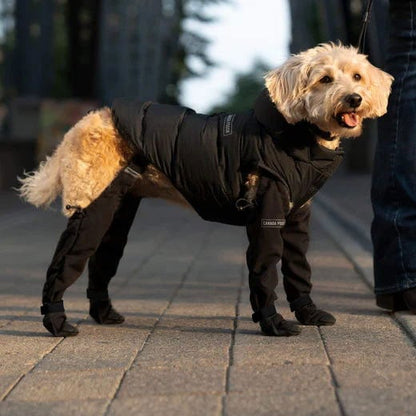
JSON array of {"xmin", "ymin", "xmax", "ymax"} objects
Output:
[
  {"xmin": 229, "ymin": 363, "xmax": 332, "ymax": 393},
  {"xmin": 108, "ymin": 394, "xmax": 222, "ymax": 416},
  {"xmin": 396, "ymin": 312, "xmax": 416, "ymax": 339},
  {"xmin": 116, "ymin": 364, "xmax": 226, "ymax": 398},
  {"xmin": 133, "ymin": 320, "xmax": 232, "ymax": 367},
  {"xmin": 339, "ymin": 387, "xmax": 416, "ymax": 416},
  {"xmin": 333, "ymin": 363, "xmax": 416, "ymax": 392},
  {"xmin": 0, "ymin": 399, "xmax": 108, "ymax": 416},
  {"xmin": 319, "ymin": 311, "xmax": 416, "ymax": 367},
  {"xmin": 225, "ymin": 389, "xmax": 340, "ymax": 416},
  {"xmin": 0, "ymin": 374, "xmax": 23, "ymax": 401},
  {"xmin": 6, "ymin": 369, "xmax": 124, "ymax": 402},
  {"xmin": 166, "ymin": 301, "xmax": 236, "ymax": 318},
  {"xmin": 34, "ymin": 323, "xmax": 152, "ymax": 371},
  {"xmin": 0, "ymin": 319, "xmax": 62, "ymax": 375}
]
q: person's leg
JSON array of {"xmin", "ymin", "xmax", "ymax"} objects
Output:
[
  {"xmin": 87, "ymin": 193, "xmax": 141, "ymax": 324},
  {"xmin": 41, "ymin": 168, "xmax": 139, "ymax": 336},
  {"xmin": 371, "ymin": 0, "xmax": 416, "ymax": 310}
]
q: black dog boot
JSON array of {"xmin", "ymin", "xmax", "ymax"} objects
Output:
[
  {"xmin": 291, "ymin": 296, "xmax": 336, "ymax": 326},
  {"xmin": 41, "ymin": 301, "xmax": 79, "ymax": 337},
  {"xmin": 87, "ymin": 289, "xmax": 125, "ymax": 324},
  {"xmin": 252, "ymin": 305, "xmax": 301, "ymax": 337},
  {"xmin": 89, "ymin": 299, "xmax": 125, "ymax": 324},
  {"xmin": 295, "ymin": 303, "xmax": 336, "ymax": 326}
]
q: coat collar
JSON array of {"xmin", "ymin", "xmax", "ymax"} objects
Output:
[
  {"xmin": 253, "ymin": 89, "xmax": 343, "ymax": 162},
  {"xmin": 253, "ymin": 89, "xmax": 291, "ymax": 138}
]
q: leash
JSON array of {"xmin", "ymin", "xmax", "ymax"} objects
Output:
[{"xmin": 357, "ymin": 0, "xmax": 374, "ymax": 53}]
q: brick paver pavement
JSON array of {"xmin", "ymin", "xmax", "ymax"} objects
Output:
[{"xmin": 0, "ymin": 185, "xmax": 415, "ymax": 416}]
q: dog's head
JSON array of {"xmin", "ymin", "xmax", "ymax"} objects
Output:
[{"xmin": 265, "ymin": 43, "xmax": 393, "ymax": 138}]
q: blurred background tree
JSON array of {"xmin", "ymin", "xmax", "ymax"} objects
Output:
[{"xmin": 210, "ymin": 60, "xmax": 270, "ymax": 113}]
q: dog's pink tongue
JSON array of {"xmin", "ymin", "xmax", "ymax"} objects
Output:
[{"xmin": 342, "ymin": 112, "xmax": 359, "ymax": 127}]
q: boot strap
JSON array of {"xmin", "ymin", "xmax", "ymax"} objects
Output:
[
  {"xmin": 252, "ymin": 304, "xmax": 277, "ymax": 323},
  {"xmin": 40, "ymin": 300, "xmax": 64, "ymax": 315},
  {"xmin": 87, "ymin": 289, "xmax": 109, "ymax": 301}
]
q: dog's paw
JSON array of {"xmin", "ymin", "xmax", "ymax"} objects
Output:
[{"xmin": 260, "ymin": 313, "xmax": 301, "ymax": 336}]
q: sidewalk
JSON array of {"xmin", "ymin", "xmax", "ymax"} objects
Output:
[{"xmin": 0, "ymin": 175, "xmax": 415, "ymax": 416}]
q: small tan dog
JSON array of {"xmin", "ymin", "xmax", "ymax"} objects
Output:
[{"xmin": 18, "ymin": 43, "xmax": 393, "ymax": 337}]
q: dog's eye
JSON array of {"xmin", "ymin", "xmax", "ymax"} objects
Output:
[
  {"xmin": 320, "ymin": 76, "xmax": 333, "ymax": 84},
  {"xmin": 354, "ymin": 73, "xmax": 362, "ymax": 81}
]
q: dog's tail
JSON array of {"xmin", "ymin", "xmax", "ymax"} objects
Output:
[{"xmin": 17, "ymin": 150, "xmax": 62, "ymax": 209}]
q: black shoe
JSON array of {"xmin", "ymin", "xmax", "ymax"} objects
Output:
[
  {"xmin": 260, "ymin": 313, "xmax": 301, "ymax": 336},
  {"xmin": 376, "ymin": 292, "xmax": 408, "ymax": 311},
  {"xmin": 42, "ymin": 312, "xmax": 79, "ymax": 337},
  {"xmin": 89, "ymin": 299, "xmax": 125, "ymax": 324},
  {"xmin": 295, "ymin": 303, "xmax": 336, "ymax": 326},
  {"xmin": 402, "ymin": 288, "xmax": 416, "ymax": 313}
]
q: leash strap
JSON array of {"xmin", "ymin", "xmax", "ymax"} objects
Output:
[{"xmin": 357, "ymin": 0, "xmax": 374, "ymax": 53}]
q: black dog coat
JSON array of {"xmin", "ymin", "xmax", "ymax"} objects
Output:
[
  {"xmin": 41, "ymin": 90, "xmax": 343, "ymax": 324},
  {"xmin": 111, "ymin": 90, "xmax": 344, "ymax": 315},
  {"xmin": 112, "ymin": 90, "xmax": 343, "ymax": 226}
]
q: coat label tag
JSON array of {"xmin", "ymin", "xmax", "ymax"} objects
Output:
[
  {"xmin": 261, "ymin": 218, "xmax": 286, "ymax": 228},
  {"xmin": 223, "ymin": 114, "xmax": 236, "ymax": 136}
]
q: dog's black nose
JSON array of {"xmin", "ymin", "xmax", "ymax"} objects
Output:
[{"xmin": 345, "ymin": 93, "xmax": 362, "ymax": 108}]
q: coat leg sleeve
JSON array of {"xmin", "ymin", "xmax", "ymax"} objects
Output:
[
  {"xmin": 246, "ymin": 179, "xmax": 286, "ymax": 316},
  {"xmin": 281, "ymin": 202, "xmax": 313, "ymax": 309},
  {"xmin": 42, "ymin": 168, "xmax": 139, "ymax": 305},
  {"xmin": 87, "ymin": 193, "xmax": 141, "ymax": 300}
]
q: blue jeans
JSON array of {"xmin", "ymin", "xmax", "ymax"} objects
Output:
[{"xmin": 371, "ymin": 0, "xmax": 416, "ymax": 294}]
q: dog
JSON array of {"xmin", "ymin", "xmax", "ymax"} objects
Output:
[{"xmin": 18, "ymin": 43, "xmax": 393, "ymax": 337}]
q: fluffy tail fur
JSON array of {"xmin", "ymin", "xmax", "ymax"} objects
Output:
[{"xmin": 17, "ymin": 151, "xmax": 61, "ymax": 209}]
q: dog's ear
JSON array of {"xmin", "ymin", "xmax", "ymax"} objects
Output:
[
  {"xmin": 265, "ymin": 54, "xmax": 311, "ymax": 124},
  {"xmin": 365, "ymin": 63, "xmax": 394, "ymax": 118}
]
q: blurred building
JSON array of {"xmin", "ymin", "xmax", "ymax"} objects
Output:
[
  {"xmin": 289, "ymin": 0, "xmax": 389, "ymax": 172},
  {"xmin": 0, "ymin": 0, "xmax": 181, "ymax": 188},
  {"xmin": 98, "ymin": 0, "xmax": 180, "ymax": 104},
  {"xmin": 6, "ymin": 0, "xmax": 180, "ymax": 103}
]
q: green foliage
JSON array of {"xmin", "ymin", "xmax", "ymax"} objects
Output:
[
  {"xmin": 180, "ymin": 0, "xmax": 228, "ymax": 78},
  {"xmin": 162, "ymin": 0, "xmax": 228, "ymax": 104},
  {"xmin": 210, "ymin": 60, "xmax": 270, "ymax": 114}
]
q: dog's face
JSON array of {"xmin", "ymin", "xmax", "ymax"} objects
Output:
[{"xmin": 265, "ymin": 43, "xmax": 394, "ymax": 138}]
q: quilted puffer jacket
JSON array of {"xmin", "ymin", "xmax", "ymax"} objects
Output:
[
  {"xmin": 112, "ymin": 90, "xmax": 345, "ymax": 315},
  {"xmin": 111, "ymin": 89, "xmax": 343, "ymax": 226}
]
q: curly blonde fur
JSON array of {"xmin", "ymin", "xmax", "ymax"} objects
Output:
[
  {"xmin": 18, "ymin": 43, "xmax": 393, "ymax": 215},
  {"xmin": 19, "ymin": 108, "xmax": 133, "ymax": 216},
  {"xmin": 265, "ymin": 43, "xmax": 393, "ymax": 149}
]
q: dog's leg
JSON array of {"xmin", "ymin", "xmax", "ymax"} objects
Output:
[
  {"xmin": 87, "ymin": 193, "xmax": 142, "ymax": 324},
  {"xmin": 41, "ymin": 168, "xmax": 139, "ymax": 337}
]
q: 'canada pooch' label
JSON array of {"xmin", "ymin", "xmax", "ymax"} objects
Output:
[
  {"xmin": 223, "ymin": 114, "xmax": 235, "ymax": 136},
  {"xmin": 261, "ymin": 218, "xmax": 286, "ymax": 228}
]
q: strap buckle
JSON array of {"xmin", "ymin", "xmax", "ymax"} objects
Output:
[{"xmin": 124, "ymin": 166, "xmax": 141, "ymax": 179}]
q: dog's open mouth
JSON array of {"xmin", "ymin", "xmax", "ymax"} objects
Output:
[{"xmin": 335, "ymin": 112, "xmax": 360, "ymax": 128}]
